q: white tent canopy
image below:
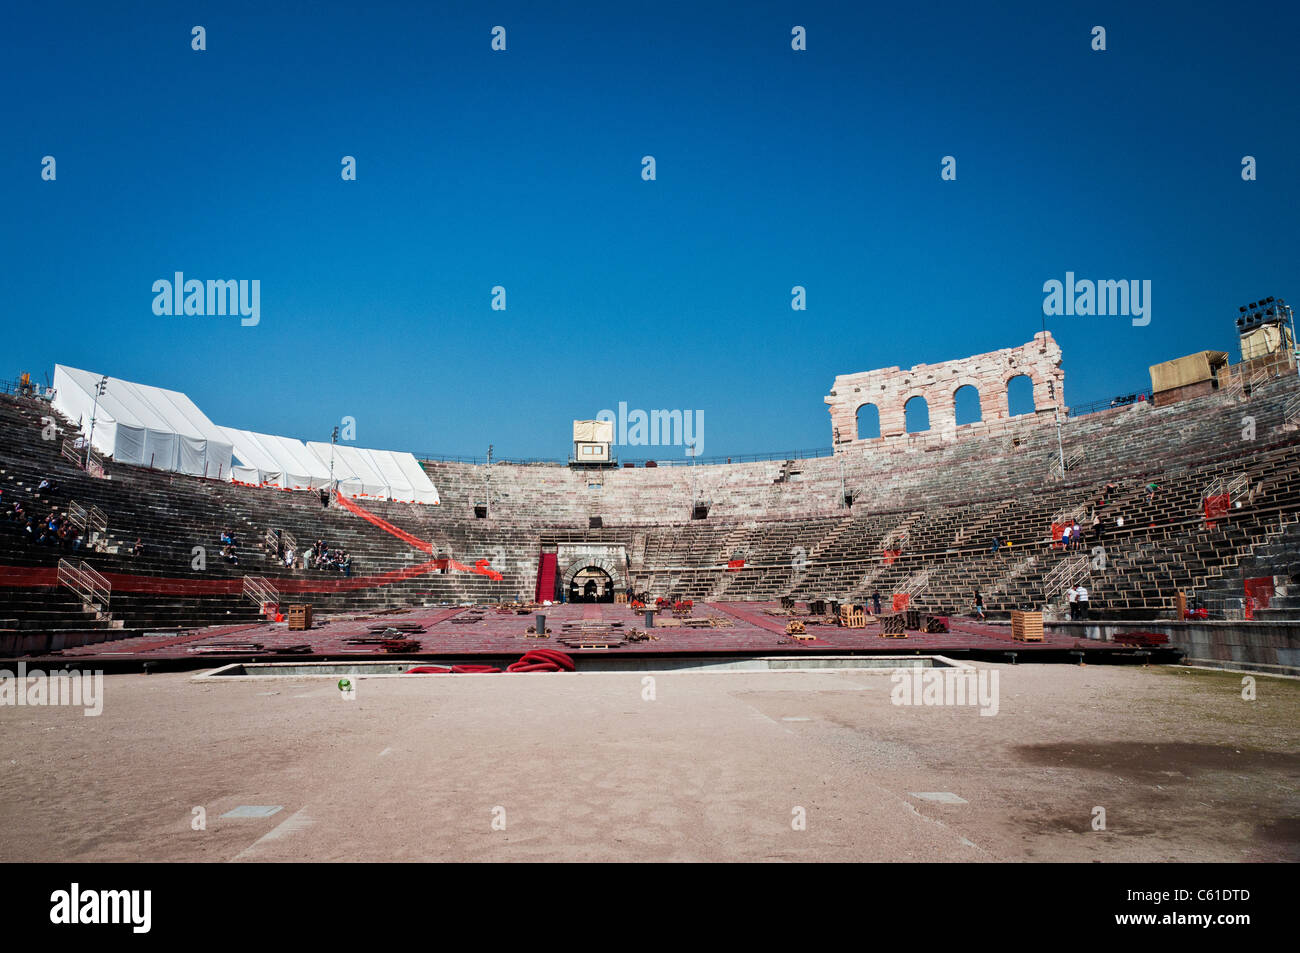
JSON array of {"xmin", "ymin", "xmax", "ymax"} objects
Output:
[
  {"xmin": 222, "ymin": 427, "xmax": 333, "ymax": 491},
  {"xmin": 52, "ymin": 364, "xmax": 233, "ymax": 478},
  {"xmin": 306, "ymin": 442, "xmax": 440, "ymax": 504}
]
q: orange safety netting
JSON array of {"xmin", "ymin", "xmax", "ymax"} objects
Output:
[{"xmin": 333, "ymin": 491, "xmax": 503, "ymax": 581}]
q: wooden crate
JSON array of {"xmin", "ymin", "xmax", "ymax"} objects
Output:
[
  {"xmin": 839, "ymin": 604, "xmax": 866, "ymax": 629},
  {"xmin": 1011, "ymin": 610, "xmax": 1044, "ymax": 642},
  {"xmin": 614, "ymin": 592, "xmax": 628, "ymax": 604},
  {"xmin": 287, "ymin": 604, "xmax": 313, "ymax": 631}
]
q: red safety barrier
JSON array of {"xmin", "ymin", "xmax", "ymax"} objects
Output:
[{"xmin": 1204, "ymin": 493, "xmax": 1229, "ymax": 529}]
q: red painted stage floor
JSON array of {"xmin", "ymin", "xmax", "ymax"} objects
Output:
[{"xmin": 43, "ymin": 601, "xmax": 1104, "ymax": 663}]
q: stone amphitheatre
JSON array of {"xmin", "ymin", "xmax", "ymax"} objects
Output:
[{"xmin": 1, "ymin": 329, "xmax": 1298, "ymax": 863}]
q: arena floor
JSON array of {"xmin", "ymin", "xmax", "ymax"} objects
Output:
[{"xmin": 1, "ymin": 663, "xmax": 1295, "ymax": 862}]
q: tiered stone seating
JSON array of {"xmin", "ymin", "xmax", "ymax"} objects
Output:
[{"xmin": 5, "ymin": 365, "xmax": 1300, "ymax": 650}]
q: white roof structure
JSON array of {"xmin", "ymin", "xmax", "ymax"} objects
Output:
[
  {"xmin": 305, "ymin": 442, "xmax": 440, "ymax": 504},
  {"xmin": 221, "ymin": 427, "xmax": 333, "ymax": 491},
  {"xmin": 52, "ymin": 364, "xmax": 233, "ymax": 478},
  {"xmin": 48, "ymin": 362, "xmax": 440, "ymax": 504}
]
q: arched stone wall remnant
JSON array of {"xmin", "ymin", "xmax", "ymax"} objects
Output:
[{"xmin": 825, "ymin": 332, "xmax": 1064, "ymax": 448}]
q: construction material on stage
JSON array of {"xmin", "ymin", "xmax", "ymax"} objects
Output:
[
  {"xmin": 924, "ymin": 615, "xmax": 950, "ymax": 634},
  {"xmin": 187, "ymin": 642, "xmax": 311, "ymax": 655},
  {"xmin": 904, "ymin": 608, "xmax": 922, "ymax": 631},
  {"xmin": 785, "ymin": 620, "xmax": 815, "ymax": 641},
  {"xmin": 344, "ymin": 631, "xmax": 423, "ymax": 652},
  {"xmin": 287, "ymin": 605, "xmax": 314, "ymax": 631},
  {"xmin": 1011, "ymin": 610, "xmax": 1045, "ymax": 642},
  {"xmin": 364, "ymin": 621, "xmax": 426, "ymax": 633},
  {"xmin": 839, "ymin": 604, "xmax": 866, "ymax": 628},
  {"xmin": 878, "ymin": 612, "xmax": 908, "ymax": 637},
  {"xmin": 557, "ymin": 636, "xmax": 625, "ymax": 649}
]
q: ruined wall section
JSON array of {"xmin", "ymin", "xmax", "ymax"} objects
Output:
[{"xmin": 825, "ymin": 332, "xmax": 1065, "ymax": 447}]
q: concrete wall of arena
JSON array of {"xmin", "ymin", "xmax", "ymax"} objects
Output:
[{"xmin": 1067, "ymin": 621, "xmax": 1300, "ymax": 676}]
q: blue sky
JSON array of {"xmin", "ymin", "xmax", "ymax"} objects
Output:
[{"xmin": 3, "ymin": 0, "xmax": 1297, "ymax": 460}]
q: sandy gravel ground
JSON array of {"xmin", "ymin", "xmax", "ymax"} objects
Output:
[{"xmin": 0, "ymin": 663, "xmax": 1296, "ymax": 862}]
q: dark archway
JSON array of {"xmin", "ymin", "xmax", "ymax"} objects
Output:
[{"xmin": 569, "ymin": 565, "xmax": 614, "ymax": 603}]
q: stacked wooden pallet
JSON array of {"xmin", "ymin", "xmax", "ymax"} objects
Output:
[{"xmin": 1011, "ymin": 610, "xmax": 1044, "ymax": 642}]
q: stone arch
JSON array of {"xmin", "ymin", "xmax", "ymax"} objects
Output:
[
  {"xmin": 953, "ymin": 381, "xmax": 983, "ymax": 427},
  {"xmin": 903, "ymin": 394, "xmax": 930, "ymax": 433},
  {"xmin": 1005, "ymin": 373, "xmax": 1036, "ymax": 417},
  {"xmin": 560, "ymin": 555, "xmax": 627, "ymax": 594},
  {"xmin": 855, "ymin": 402, "xmax": 881, "ymax": 440}
]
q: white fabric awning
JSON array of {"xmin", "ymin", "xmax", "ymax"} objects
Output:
[
  {"xmin": 306, "ymin": 442, "xmax": 440, "ymax": 504},
  {"xmin": 48, "ymin": 362, "xmax": 439, "ymax": 504},
  {"xmin": 52, "ymin": 364, "xmax": 233, "ymax": 478},
  {"xmin": 222, "ymin": 427, "xmax": 334, "ymax": 491}
]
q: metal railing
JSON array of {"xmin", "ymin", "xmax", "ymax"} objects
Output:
[
  {"xmin": 1042, "ymin": 554, "xmax": 1089, "ymax": 600},
  {"xmin": 1283, "ymin": 391, "xmax": 1300, "ymax": 425},
  {"xmin": 60, "ymin": 437, "xmax": 83, "ymax": 467},
  {"xmin": 242, "ymin": 575, "xmax": 280, "ymax": 610},
  {"xmin": 899, "ymin": 569, "xmax": 930, "ymax": 600},
  {"xmin": 57, "ymin": 558, "xmax": 111, "ymax": 611},
  {"xmin": 1066, "ymin": 390, "xmax": 1152, "ymax": 419},
  {"xmin": 1204, "ymin": 474, "xmax": 1249, "ymax": 501},
  {"xmin": 66, "ymin": 501, "xmax": 108, "ymax": 535},
  {"xmin": 1048, "ymin": 447, "xmax": 1087, "ymax": 480}
]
